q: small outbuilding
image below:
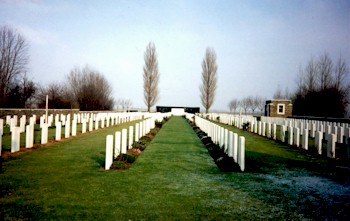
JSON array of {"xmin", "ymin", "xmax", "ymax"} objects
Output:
[{"xmin": 265, "ymin": 99, "xmax": 293, "ymax": 118}]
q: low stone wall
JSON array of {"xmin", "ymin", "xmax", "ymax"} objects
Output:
[{"xmin": 0, "ymin": 109, "xmax": 80, "ymax": 119}]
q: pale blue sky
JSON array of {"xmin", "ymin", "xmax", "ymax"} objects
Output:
[{"xmin": 1, "ymin": 0, "xmax": 349, "ymax": 111}]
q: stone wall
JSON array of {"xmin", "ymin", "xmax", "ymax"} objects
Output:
[{"xmin": 0, "ymin": 109, "xmax": 80, "ymax": 119}]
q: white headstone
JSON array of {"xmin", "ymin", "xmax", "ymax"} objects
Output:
[
  {"xmin": 105, "ymin": 135, "xmax": 113, "ymax": 170},
  {"xmin": 315, "ymin": 131, "xmax": 323, "ymax": 155},
  {"xmin": 233, "ymin": 133, "xmax": 238, "ymax": 163},
  {"xmin": 89, "ymin": 118, "xmax": 93, "ymax": 132},
  {"xmin": 25, "ymin": 124, "xmax": 34, "ymax": 148},
  {"xmin": 337, "ymin": 126, "xmax": 344, "ymax": 144},
  {"xmin": 302, "ymin": 129, "xmax": 308, "ymax": 150},
  {"xmin": 266, "ymin": 123, "xmax": 271, "ymax": 138},
  {"xmin": 129, "ymin": 126, "xmax": 134, "ymax": 148},
  {"xmin": 41, "ymin": 123, "xmax": 48, "ymax": 144},
  {"xmin": 293, "ymin": 127, "xmax": 300, "ymax": 147},
  {"xmin": 55, "ymin": 122, "xmax": 62, "ymax": 141},
  {"xmin": 82, "ymin": 121, "xmax": 86, "ymax": 134},
  {"xmin": 280, "ymin": 125, "xmax": 286, "ymax": 143},
  {"xmin": 228, "ymin": 131, "xmax": 234, "ymax": 158},
  {"xmin": 72, "ymin": 119, "xmax": 77, "ymax": 136},
  {"xmin": 327, "ymin": 134, "xmax": 336, "ymax": 158},
  {"xmin": 135, "ymin": 123, "xmax": 139, "ymax": 142},
  {"xmin": 114, "ymin": 131, "xmax": 121, "ymax": 158},
  {"xmin": 238, "ymin": 136, "xmax": 245, "ymax": 172},
  {"xmin": 121, "ymin": 129, "xmax": 127, "ymax": 154},
  {"xmin": 65, "ymin": 120, "xmax": 70, "ymax": 138},
  {"xmin": 288, "ymin": 126, "xmax": 293, "ymax": 145},
  {"xmin": 11, "ymin": 127, "xmax": 20, "ymax": 153},
  {"xmin": 224, "ymin": 129, "xmax": 229, "ymax": 153},
  {"xmin": 272, "ymin": 123, "xmax": 276, "ymax": 140}
]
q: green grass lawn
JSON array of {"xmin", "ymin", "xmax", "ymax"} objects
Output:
[{"xmin": 1, "ymin": 116, "xmax": 349, "ymax": 220}]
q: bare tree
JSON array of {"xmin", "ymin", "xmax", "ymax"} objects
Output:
[
  {"xmin": 334, "ymin": 55, "xmax": 349, "ymax": 92},
  {"xmin": 67, "ymin": 65, "xmax": 114, "ymax": 111},
  {"xmin": 228, "ymin": 98, "xmax": 239, "ymax": 113},
  {"xmin": 143, "ymin": 42, "xmax": 159, "ymax": 112},
  {"xmin": 241, "ymin": 97, "xmax": 250, "ymax": 114},
  {"xmin": 251, "ymin": 96, "xmax": 260, "ymax": 114},
  {"xmin": 293, "ymin": 54, "xmax": 349, "ymax": 117},
  {"xmin": 0, "ymin": 26, "xmax": 29, "ymax": 107},
  {"xmin": 257, "ymin": 96, "xmax": 266, "ymax": 114},
  {"xmin": 304, "ymin": 57, "xmax": 318, "ymax": 92},
  {"xmin": 317, "ymin": 53, "xmax": 333, "ymax": 91},
  {"xmin": 200, "ymin": 47, "xmax": 218, "ymax": 113},
  {"xmin": 36, "ymin": 82, "xmax": 71, "ymax": 109}
]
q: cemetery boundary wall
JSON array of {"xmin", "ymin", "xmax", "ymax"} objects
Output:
[{"xmin": 0, "ymin": 109, "xmax": 80, "ymax": 119}]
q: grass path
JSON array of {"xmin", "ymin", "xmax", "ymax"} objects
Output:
[{"xmin": 1, "ymin": 116, "xmax": 349, "ymax": 220}]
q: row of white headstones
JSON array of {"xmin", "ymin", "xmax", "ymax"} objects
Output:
[
  {"xmin": 105, "ymin": 113, "xmax": 171, "ymax": 170},
  {"xmin": 186, "ymin": 113, "xmax": 245, "ymax": 172},
  {"xmin": 0, "ymin": 112, "xmax": 154, "ymax": 157},
  {"xmin": 205, "ymin": 113, "xmax": 350, "ymax": 159}
]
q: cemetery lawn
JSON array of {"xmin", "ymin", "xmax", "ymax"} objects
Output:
[{"xmin": 1, "ymin": 116, "xmax": 349, "ymax": 220}]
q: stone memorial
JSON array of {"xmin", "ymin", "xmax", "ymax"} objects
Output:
[
  {"xmin": 302, "ymin": 129, "xmax": 308, "ymax": 150},
  {"xmin": 121, "ymin": 129, "xmax": 127, "ymax": 154},
  {"xmin": 327, "ymin": 134, "xmax": 336, "ymax": 158},
  {"xmin": 315, "ymin": 131, "xmax": 323, "ymax": 155},
  {"xmin": 128, "ymin": 126, "xmax": 134, "ymax": 148},
  {"xmin": 114, "ymin": 131, "xmax": 121, "ymax": 158},
  {"xmin": 11, "ymin": 127, "xmax": 20, "ymax": 153},
  {"xmin": 41, "ymin": 123, "xmax": 48, "ymax": 144},
  {"xmin": 105, "ymin": 135, "xmax": 113, "ymax": 170},
  {"xmin": 238, "ymin": 136, "xmax": 245, "ymax": 172}
]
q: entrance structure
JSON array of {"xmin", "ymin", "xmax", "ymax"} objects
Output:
[{"xmin": 156, "ymin": 106, "xmax": 200, "ymax": 115}]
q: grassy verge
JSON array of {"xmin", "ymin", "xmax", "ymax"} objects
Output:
[{"xmin": 0, "ymin": 116, "xmax": 349, "ymax": 220}]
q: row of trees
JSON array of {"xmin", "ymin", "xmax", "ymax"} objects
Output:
[
  {"xmin": 292, "ymin": 54, "xmax": 349, "ymax": 118},
  {"xmin": 0, "ymin": 26, "xmax": 118, "ymax": 111},
  {"xmin": 142, "ymin": 44, "xmax": 219, "ymax": 114},
  {"xmin": 228, "ymin": 96, "xmax": 266, "ymax": 114}
]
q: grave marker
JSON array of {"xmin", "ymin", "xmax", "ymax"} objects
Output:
[{"xmin": 105, "ymin": 135, "xmax": 113, "ymax": 170}]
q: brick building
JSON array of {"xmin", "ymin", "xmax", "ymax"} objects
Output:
[{"xmin": 265, "ymin": 99, "xmax": 293, "ymax": 118}]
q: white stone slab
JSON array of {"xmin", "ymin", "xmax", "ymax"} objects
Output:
[
  {"xmin": 121, "ymin": 129, "xmax": 127, "ymax": 154},
  {"xmin": 114, "ymin": 131, "xmax": 121, "ymax": 158},
  {"xmin": 280, "ymin": 125, "xmax": 286, "ymax": 142},
  {"xmin": 327, "ymin": 134, "xmax": 336, "ymax": 159},
  {"xmin": 105, "ymin": 135, "xmax": 113, "ymax": 170},
  {"xmin": 272, "ymin": 124, "xmax": 276, "ymax": 140},
  {"xmin": 55, "ymin": 122, "xmax": 62, "ymax": 141},
  {"xmin": 135, "ymin": 123, "xmax": 139, "ymax": 142},
  {"xmin": 238, "ymin": 136, "xmax": 245, "ymax": 172},
  {"xmin": 41, "ymin": 123, "xmax": 48, "ymax": 144},
  {"xmin": 11, "ymin": 127, "xmax": 20, "ymax": 153},
  {"xmin": 288, "ymin": 126, "xmax": 293, "ymax": 145},
  {"xmin": 302, "ymin": 129, "xmax": 308, "ymax": 150},
  {"xmin": 233, "ymin": 133, "xmax": 238, "ymax": 163},
  {"xmin": 65, "ymin": 120, "xmax": 70, "ymax": 138},
  {"xmin": 315, "ymin": 131, "xmax": 323, "ymax": 155},
  {"xmin": 72, "ymin": 119, "xmax": 77, "ymax": 136},
  {"xmin": 228, "ymin": 131, "xmax": 234, "ymax": 158},
  {"xmin": 26, "ymin": 124, "xmax": 34, "ymax": 148},
  {"xmin": 129, "ymin": 126, "xmax": 134, "ymax": 148},
  {"xmin": 293, "ymin": 127, "xmax": 300, "ymax": 147}
]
